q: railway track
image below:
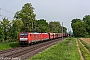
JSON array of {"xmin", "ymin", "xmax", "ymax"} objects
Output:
[{"xmin": 0, "ymin": 38, "xmax": 63, "ymax": 60}]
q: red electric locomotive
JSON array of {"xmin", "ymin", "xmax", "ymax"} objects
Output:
[
  {"xmin": 18, "ymin": 32, "xmax": 49, "ymax": 45},
  {"xmin": 18, "ymin": 32, "xmax": 68, "ymax": 45}
]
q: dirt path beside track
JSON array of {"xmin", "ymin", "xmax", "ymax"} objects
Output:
[{"xmin": 76, "ymin": 39, "xmax": 84, "ymax": 60}]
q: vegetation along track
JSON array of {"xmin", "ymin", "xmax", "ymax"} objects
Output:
[{"xmin": 0, "ymin": 38, "xmax": 63, "ymax": 60}]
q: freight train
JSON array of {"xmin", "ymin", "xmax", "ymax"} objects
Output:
[{"xmin": 18, "ymin": 32, "xmax": 68, "ymax": 45}]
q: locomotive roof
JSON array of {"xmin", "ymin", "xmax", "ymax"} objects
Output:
[{"xmin": 20, "ymin": 32, "xmax": 48, "ymax": 34}]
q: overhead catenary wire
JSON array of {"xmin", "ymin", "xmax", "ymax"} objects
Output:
[
  {"xmin": 0, "ymin": 14, "xmax": 13, "ymax": 20},
  {"xmin": 0, "ymin": 8, "xmax": 15, "ymax": 14},
  {"xmin": 0, "ymin": 8, "xmax": 15, "ymax": 20}
]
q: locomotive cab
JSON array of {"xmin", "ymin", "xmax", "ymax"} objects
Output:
[{"xmin": 19, "ymin": 33, "xmax": 29, "ymax": 45}]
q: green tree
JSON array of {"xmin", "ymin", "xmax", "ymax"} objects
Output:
[
  {"xmin": 36, "ymin": 19, "xmax": 50, "ymax": 32},
  {"xmin": 63, "ymin": 27, "xmax": 67, "ymax": 33},
  {"xmin": 49, "ymin": 21, "xmax": 61, "ymax": 33},
  {"xmin": 83, "ymin": 15, "xmax": 90, "ymax": 35},
  {"xmin": 0, "ymin": 18, "xmax": 11, "ymax": 41},
  {"xmin": 71, "ymin": 18, "xmax": 81, "ymax": 37},
  {"xmin": 71, "ymin": 18, "xmax": 81, "ymax": 29},
  {"xmin": 11, "ymin": 20, "xmax": 24, "ymax": 40},
  {"xmin": 71, "ymin": 18, "xmax": 88, "ymax": 37},
  {"xmin": 0, "ymin": 24, "xmax": 4, "ymax": 42},
  {"xmin": 14, "ymin": 3, "xmax": 36, "ymax": 32}
]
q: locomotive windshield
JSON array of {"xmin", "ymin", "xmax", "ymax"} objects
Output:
[{"xmin": 20, "ymin": 33, "xmax": 28, "ymax": 36}]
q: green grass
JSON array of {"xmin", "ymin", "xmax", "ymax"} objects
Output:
[
  {"xmin": 77, "ymin": 39, "xmax": 90, "ymax": 60},
  {"xmin": 0, "ymin": 42, "xmax": 20, "ymax": 51},
  {"xmin": 80, "ymin": 39, "xmax": 90, "ymax": 52},
  {"xmin": 29, "ymin": 38, "xmax": 81, "ymax": 60}
]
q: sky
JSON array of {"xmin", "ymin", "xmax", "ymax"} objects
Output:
[{"xmin": 0, "ymin": 0, "xmax": 90, "ymax": 32}]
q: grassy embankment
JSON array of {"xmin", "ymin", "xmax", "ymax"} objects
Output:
[
  {"xmin": 77, "ymin": 39, "xmax": 90, "ymax": 60},
  {"xmin": 29, "ymin": 38, "xmax": 81, "ymax": 60},
  {"xmin": 0, "ymin": 42, "xmax": 20, "ymax": 51}
]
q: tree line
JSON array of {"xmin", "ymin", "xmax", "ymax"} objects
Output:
[
  {"xmin": 71, "ymin": 15, "xmax": 90, "ymax": 37},
  {"xmin": 0, "ymin": 3, "xmax": 67, "ymax": 42}
]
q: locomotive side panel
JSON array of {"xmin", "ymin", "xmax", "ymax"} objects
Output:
[
  {"xmin": 41, "ymin": 33, "xmax": 49, "ymax": 41},
  {"xmin": 30, "ymin": 33, "xmax": 41, "ymax": 42}
]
